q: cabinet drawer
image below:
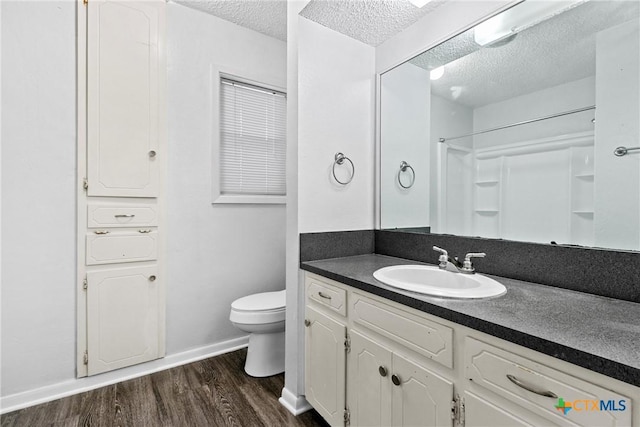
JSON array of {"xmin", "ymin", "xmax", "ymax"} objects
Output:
[
  {"xmin": 351, "ymin": 292, "xmax": 453, "ymax": 369},
  {"xmin": 86, "ymin": 230, "xmax": 158, "ymax": 265},
  {"xmin": 87, "ymin": 203, "xmax": 158, "ymax": 228},
  {"xmin": 465, "ymin": 337, "xmax": 632, "ymax": 426},
  {"xmin": 306, "ymin": 276, "xmax": 347, "ymax": 316}
]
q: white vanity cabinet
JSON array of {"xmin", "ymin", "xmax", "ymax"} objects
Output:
[
  {"xmin": 305, "ymin": 273, "xmax": 455, "ymax": 427},
  {"xmin": 303, "ymin": 272, "xmax": 637, "ymax": 427}
]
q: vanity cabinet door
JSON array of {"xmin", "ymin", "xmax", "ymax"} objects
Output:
[
  {"xmin": 348, "ymin": 329, "xmax": 453, "ymax": 427},
  {"xmin": 348, "ymin": 330, "xmax": 393, "ymax": 427},
  {"xmin": 305, "ymin": 306, "xmax": 346, "ymax": 427},
  {"xmin": 391, "ymin": 352, "xmax": 454, "ymax": 427}
]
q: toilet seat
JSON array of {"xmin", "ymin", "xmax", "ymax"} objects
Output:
[
  {"xmin": 230, "ymin": 290, "xmax": 286, "ymax": 325},
  {"xmin": 231, "ymin": 290, "xmax": 285, "ymax": 312}
]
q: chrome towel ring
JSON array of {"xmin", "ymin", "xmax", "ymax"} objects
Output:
[
  {"xmin": 333, "ymin": 152, "xmax": 355, "ymax": 185},
  {"xmin": 614, "ymin": 146, "xmax": 640, "ymax": 157},
  {"xmin": 397, "ymin": 161, "xmax": 415, "ymax": 189}
]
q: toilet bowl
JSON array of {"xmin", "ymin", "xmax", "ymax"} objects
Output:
[{"xmin": 230, "ymin": 289, "xmax": 286, "ymax": 377}]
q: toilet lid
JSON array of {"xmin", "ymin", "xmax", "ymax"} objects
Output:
[{"xmin": 231, "ymin": 290, "xmax": 285, "ymax": 312}]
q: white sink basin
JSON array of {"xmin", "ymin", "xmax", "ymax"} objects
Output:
[{"xmin": 373, "ymin": 265, "xmax": 507, "ymax": 299}]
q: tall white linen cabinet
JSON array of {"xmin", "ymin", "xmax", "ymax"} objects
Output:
[{"xmin": 76, "ymin": 0, "xmax": 167, "ymax": 377}]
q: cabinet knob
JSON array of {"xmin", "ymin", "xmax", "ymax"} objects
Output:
[
  {"xmin": 149, "ymin": 150, "xmax": 157, "ymax": 158},
  {"xmin": 304, "ymin": 319, "xmax": 311, "ymax": 327},
  {"xmin": 149, "ymin": 275, "xmax": 156, "ymax": 282},
  {"xmin": 378, "ymin": 366, "xmax": 387, "ymax": 377},
  {"xmin": 391, "ymin": 374, "xmax": 401, "ymax": 386}
]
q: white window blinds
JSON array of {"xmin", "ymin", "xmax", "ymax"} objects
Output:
[{"xmin": 220, "ymin": 78, "xmax": 287, "ymax": 197}]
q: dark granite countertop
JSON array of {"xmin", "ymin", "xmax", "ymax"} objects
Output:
[{"xmin": 301, "ymin": 254, "xmax": 640, "ymax": 388}]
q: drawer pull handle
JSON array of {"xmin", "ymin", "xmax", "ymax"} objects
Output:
[
  {"xmin": 94, "ymin": 230, "xmax": 109, "ymax": 235},
  {"xmin": 506, "ymin": 374, "xmax": 557, "ymax": 398},
  {"xmin": 391, "ymin": 374, "xmax": 401, "ymax": 386},
  {"xmin": 138, "ymin": 229, "xmax": 152, "ymax": 233},
  {"xmin": 149, "ymin": 275, "xmax": 156, "ymax": 282},
  {"xmin": 149, "ymin": 150, "xmax": 157, "ymax": 158},
  {"xmin": 114, "ymin": 214, "xmax": 135, "ymax": 218},
  {"xmin": 304, "ymin": 319, "xmax": 311, "ymax": 327},
  {"xmin": 379, "ymin": 366, "xmax": 388, "ymax": 377},
  {"xmin": 318, "ymin": 292, "xmax": 332, "ymax": 300}
]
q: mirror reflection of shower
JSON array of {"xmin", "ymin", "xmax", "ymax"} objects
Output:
[{"xmin": 379, "ymin": 0, "xmax": 640, "ymax": 252}]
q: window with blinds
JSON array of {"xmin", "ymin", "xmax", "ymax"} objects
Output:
[{"xmin": 220, "ymin": 78, "xmax": 286, "ymax": 198}]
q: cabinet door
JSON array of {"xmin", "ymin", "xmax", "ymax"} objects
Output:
[
  {"xmin": 391, "ymin": 353, "xmax": 453, "ymax": 427},
  {"xmin": 305, "ymin": 306, "xmax": 346, "ymax": 427},
  {"xmin": 87, "ymin": 0, "xmax": 162, "ymax": 197},
  {"xmin": 348, "ymin": 330, "xmax": 393, "ymax": 427},
  {"xmin": 87, "ymin": 266, "xmax": 159, "ymax": 376},
  {"xmin": 464, "ymin": 391, "xmax": 555, "ymax": 427}
]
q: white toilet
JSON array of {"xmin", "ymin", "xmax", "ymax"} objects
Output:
[{"xmin": 230, "ymin": 289, "xmax": 286, "ymax": 377}]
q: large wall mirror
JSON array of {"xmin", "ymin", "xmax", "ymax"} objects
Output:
[{"xmin": 380, "ymin": 0, "xmax": 640, "ymax": 252}]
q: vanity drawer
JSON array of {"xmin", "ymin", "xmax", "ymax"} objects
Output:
[
  {"xmin": 86, "ymin": 230, "xmax": 158, "ymax": 265},
  {"xmin": 306, "ymin": 275, "xmax": 347, "ymax": 316},
  {"xmin": 87, "ymin": 202, "xmax": 158, "ymax": 228},
  {"xmin": 351, "ymin": 292, "xmax": 453, "ymax": 369},
  {"xmin": 465, "ymin": 337, "xmax": 632, "ymax": 427}
]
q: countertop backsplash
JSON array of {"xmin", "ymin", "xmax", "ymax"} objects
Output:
[{"xmin": 300, "ymin": 229, "xmax": 640, "ymax": 303}]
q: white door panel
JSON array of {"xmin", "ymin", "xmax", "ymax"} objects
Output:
[
  {"xmin": 87, "ymin": 265, "xmax": 159, "ymax": 376},
  {"xmin": 87, "ymin": 0, "xmax": 160, "ymax": 197}
]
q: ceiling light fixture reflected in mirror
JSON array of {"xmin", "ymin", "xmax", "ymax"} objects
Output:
[
  {"xmin": 409, "ymin": 0, "xmax": 433, "ymax": 8},
  {"xmin": 430, "ymin": 66, "xmax": 445, "ymax": 80},
  {"xmin": 474, "ymin": 0, "xmax": 586, "ymax": 46}
]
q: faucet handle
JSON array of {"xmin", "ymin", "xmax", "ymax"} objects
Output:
[
  {"xmin": 462, "ymin": 252, "xmax": 486, "ymax": 273},
  {"xmin": 433, "ymin": 246, "xmax": 448, "ymax": 256},
  {"xmin": 433, "ymin": 246, "xmax": 449, "ymax": 269},
  {"xmin": 464, "ymin": 252, "xmax": 486, "ymax": 261}
]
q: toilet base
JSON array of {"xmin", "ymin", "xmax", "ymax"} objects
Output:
[{"xmin": 244, "ymin": 330, "xmax": 285, "ymax": 377}]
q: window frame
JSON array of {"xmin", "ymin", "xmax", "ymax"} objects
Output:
[{"xmin": 211, "ymin": 66, "xmax": 287, "ymax": 205}]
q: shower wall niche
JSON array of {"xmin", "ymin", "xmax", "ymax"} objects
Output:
[
  {"xmin": 468, "ymin": 133, "xmax": 594, "ymax": 246},
  {"xmin": 435, "ymin": 76, "xmax": 598, "ymax": 247}
]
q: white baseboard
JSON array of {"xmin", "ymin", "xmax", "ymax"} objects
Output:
[
  {"xmin": 279, "ymin": 386, "xmax": 312, "ymax": 415},
  {"xmin": 0, "ymin": 336, "xmax": 249, "ymax": 415}
]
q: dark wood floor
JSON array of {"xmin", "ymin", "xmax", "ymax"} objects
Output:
[{"xmin": 1, "ymin": 349, "xmax": 328, "ymax": 427}]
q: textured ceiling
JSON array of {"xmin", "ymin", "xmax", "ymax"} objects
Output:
[
  {"xmin": 300, "ymin": 0, "xmax": 450, "ymax": 47},
  {"xmin": 173, "ymin": 0, "xmax": 288, "ymax": 41},
  {"xmin": 173, "ymin": 0, "xmax": 449, "ymax": 47},
  {"xmin": 407, "ymin": 0, "xmax": 639, "ymax": 108}
]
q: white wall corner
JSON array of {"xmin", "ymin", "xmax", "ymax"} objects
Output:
[
  {"xmin": 283, "ymin": 0, "xmax": 309, "ymax": 408},
  {"xmin": 279, "ymin": 386, "xmax": 312, "ymax": 415}
]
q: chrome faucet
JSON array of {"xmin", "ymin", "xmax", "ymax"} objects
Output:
[
  {"xmin": 461, "ymin": 252, "xmax": 486, "ymax": 274},
  {"xmin": 432, "ymin": 246, "xmax": 486, "ymax": 274}
]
